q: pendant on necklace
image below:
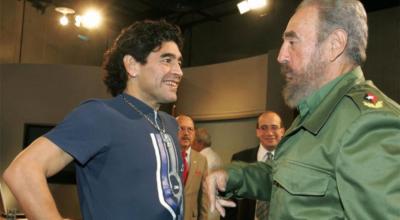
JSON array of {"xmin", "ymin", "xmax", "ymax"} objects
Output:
[{"xmin": 161, "ymin": 132, "xmax": 174, "ymax": 148}]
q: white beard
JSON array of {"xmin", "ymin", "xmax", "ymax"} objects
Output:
[{"xmin": 282, "ymin": 48, "xmax": 329, "ymax": 108}]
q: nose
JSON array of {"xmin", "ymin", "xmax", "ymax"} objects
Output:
[
  {"xmin": 262, "ymin": 128, "xmax": 274, "ymax": 136},
  {"xmin": 277, "ymin": 43, "xmax": 289, "ymax": 64},
  {"xmin": 265, "ymin": 129, "xmax": 273, "ymax": 135},
  {"xmin": 172, "ymin": 63, "xmax": 183, "ymax": 77},
  {"xmin": 183, "ymin": 129, "xmax": 189, "ymax": 135}
]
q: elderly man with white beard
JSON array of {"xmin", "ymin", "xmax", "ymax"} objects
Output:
[{"xmin": 206, "ymin": 1, "xmax": 400, "ymax": 220}]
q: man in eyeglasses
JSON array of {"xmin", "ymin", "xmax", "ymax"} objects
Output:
[
  {"xmin": 176, "ymin": 115, "xmax": 209, "ymax": 220},
  {"xmin": 223, "ymin": 111, "xmax": 285, "ymax": 220}
]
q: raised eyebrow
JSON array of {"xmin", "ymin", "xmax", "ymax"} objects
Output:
[
  {"xmin": 160, "ymin": 53, "xmax": 183, "ymax": 61},
  {"xmin": 283, "ymin": 31, "xmax": 300, "ymax": 40},
  {"xmin": 160, "ymin": 53, "xmax": 183, "ymax": 65},
  {"xmin": 261, "ymin": 124, "xmax": 280, "ymax": 127}
]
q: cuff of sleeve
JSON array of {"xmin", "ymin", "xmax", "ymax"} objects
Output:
[{"xmin": 225, "ymin": 162, "xmax": 245, "ymax": 193}]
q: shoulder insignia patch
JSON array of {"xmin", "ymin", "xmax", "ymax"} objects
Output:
[{"xmin": 363, "ymin": 93, "xmax": 383, "ymax": 109}]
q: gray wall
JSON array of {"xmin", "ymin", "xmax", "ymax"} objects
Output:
[
  {"xmin": 0, "ymin": 64, "xmax": 109, "ymax": 218},
  {"xmin": 0, "ymin": 0, "xmax": 23, "ymax": 63},
  {"xmin": 196, "ymin": 118, "xmax": 260, "ymax": 165},
  {"xmin": 176, "ymin": 55, "xmax": 268, "ymax": 121}
]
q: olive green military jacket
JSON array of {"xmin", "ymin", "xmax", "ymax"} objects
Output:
[{"xmin": 226, "ymin": 67, "xmax": 400, "ymax": 219}]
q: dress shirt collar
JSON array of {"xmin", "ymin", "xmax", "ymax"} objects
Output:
[
  {"xmin": 185, "ymin": 147, "xmax": 191, "ymax": 164},
  {"xmin": 257, "ymin": 144, "xmax": 275, "ymax": 162},
  {"xmin": 297, "ymin": 71, "xmax": 345, "ymax": 120}
]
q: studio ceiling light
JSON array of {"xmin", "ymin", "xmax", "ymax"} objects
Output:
[
  {"xmin": 55, "ymin": 7, "xmax": 75, "ymax": 15},
  {"xmin": 237, "ymin": 0, "xmax": 267, "ymax": 14},
  {"xmin": 248, "ymin": 0, "xmax": 267, "ymax": 9},
  {"xmin": 237, "ymin": 1, "xmax": 250, "ymax": 14},
  {"xmin": 59, "ymin": 15, "xmax": 69, "ymax": 25},
  {"xmin": 54, "ymin": 6, "xmax": 102, "ymax": 30},
  {"xmin": 81, "ymin": 9, "xmax": 102, "ymax": 29},
  {"xmin": 55, "ymin": 7, "xmax": 75, "ymax": 26}
]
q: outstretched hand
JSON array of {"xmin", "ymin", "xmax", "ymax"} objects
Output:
[{"xmin": 205, "ymin": 169, "xmax": 236, "ymax": 217}]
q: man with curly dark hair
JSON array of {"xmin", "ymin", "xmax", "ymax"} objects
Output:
[{"xmin": 4, "ymin": 20, "xmax": 185, "ymax": 220}]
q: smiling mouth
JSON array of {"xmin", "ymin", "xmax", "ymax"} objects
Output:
[
  {"xmin": 163, "ymin": 80, "xmax": 179, "ymax": 89},
  {"xmin": 264, "ymin": 137, "xmax": 275, "ymax": 141}
]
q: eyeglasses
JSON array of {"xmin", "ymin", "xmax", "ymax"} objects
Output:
[
  {"xmin": 257, "ymin": 125, "xmax": 281, "ymax": 132},
  {"xmin": 179, "ymin": 126, "xmax": 194, "ymax": 133}
]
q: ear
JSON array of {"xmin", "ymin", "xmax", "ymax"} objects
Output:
[
  {"xmin": 123, "ymin": 55, "xmax": 139, "ymax": 78},
  {"xmin": 328, "ymin": 29, "xmax": 348, "ymax": 62},
  {"xmin": 279, "ymin": 127, "xmax": 286, "ymax": 136},
  {"xmin": 256, "ymin": 128, "xmax": 261, "ymax": 138}
]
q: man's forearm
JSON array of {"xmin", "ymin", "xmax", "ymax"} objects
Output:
[
  {"xmin": 225, "ymin": 161, "xmax": 273, "ymax": 201},
  {"xmin": 3, "ymin": 163, "xmax": 64, "ymax": 220}
]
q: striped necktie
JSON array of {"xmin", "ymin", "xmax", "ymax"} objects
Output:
[{"xmin": 255, "ymin": 151, "xmax": 273, "ymax": 219}]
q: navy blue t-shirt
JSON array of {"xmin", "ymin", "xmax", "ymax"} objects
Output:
[{"xmin": 45, "ymin": 94, "xmax": 184, "ymax": 220}]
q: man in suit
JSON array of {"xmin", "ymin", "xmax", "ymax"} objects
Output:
[
  {"xmin": 177, "ymin": 115, "xmax": 209, "ymax": 220},
  {"xmin": 223, "ymin": 111, "xmax": 285, "ymax": 220}
]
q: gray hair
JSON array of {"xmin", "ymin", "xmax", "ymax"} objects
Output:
[
  {"xmin": 195, "ymin": 128, "xmax": 212, "ymax": 147},
  {"xmin": 298, "ymin": 0, "xmax": 368, "ymax": 65}
]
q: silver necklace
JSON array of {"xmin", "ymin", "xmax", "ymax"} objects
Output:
[
  {"xmin": 122, "ymin": 95, "xmax": 166, "ymax": 134},
  {"xmin": 123, "ymin": 95, "xmax": 183, "ymax": 203}
]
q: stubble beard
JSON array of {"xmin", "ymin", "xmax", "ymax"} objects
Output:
[{"xmin": 281, "ymin": 48, "xmax": 328, "ymax": 108}]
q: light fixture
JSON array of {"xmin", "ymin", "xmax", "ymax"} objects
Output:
[
  {"xmin": 54, "ymin": 6, "xmax": 102, "ymax": 33},
  {"xmin": 248, "ymin": 0, "xmax": 267, "ymax": 9},
  {"xmin": 237, "ymin": 0, "xmax": 267, "ymax": 14},
  {"xmin": 59, "ymin": 15, "xmax": 69, "ymax": 25},
  {"xmin": 81, "ymin": 9, "xmax": 102, "ymax": 29},
  {"xmin": 55, "ymin": 7, "xmax": 75, "ymax": 26},
  {"xmin": 75, "ymin": 15, "xmax": 82, "ymax": 27},
  {"xmin": 237, "ymin": 1, "xmax": 250, "ymax": 14}
]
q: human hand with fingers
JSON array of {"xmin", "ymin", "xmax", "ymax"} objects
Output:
[{"xmin": 205, "ymin": 169, "xmax": 236, "ymax": 217}]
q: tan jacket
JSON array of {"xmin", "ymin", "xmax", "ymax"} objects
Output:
[{"xmin": 184, "ymin": 150, "xmax": 208, "ymax": 220}]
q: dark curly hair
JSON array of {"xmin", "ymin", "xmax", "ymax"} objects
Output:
[{"xmin": 102, "ymin": 20, "xmax": 183, "ymax": 97}]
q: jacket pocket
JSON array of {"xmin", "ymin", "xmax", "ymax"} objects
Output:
[{"xmin": 273, "ymin": 160, "xmax": 330, "ymax": 196}]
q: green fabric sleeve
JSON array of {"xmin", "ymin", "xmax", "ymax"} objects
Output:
[
  {"xmin": 225, "ymin": 160, "xmax": 274, "ymax": 201},
  {"xmin": 336, "ymin": 111, "xmax": 400, "ymax": 219}
]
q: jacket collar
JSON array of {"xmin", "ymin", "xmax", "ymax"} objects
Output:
[{"xmin": 285, "ymin": 66, "xmax": 365, "ymax": 136}]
